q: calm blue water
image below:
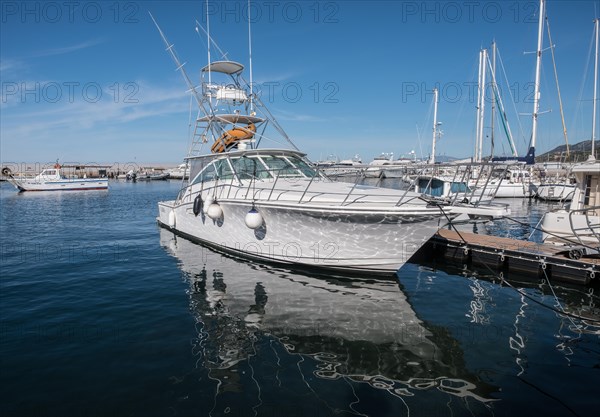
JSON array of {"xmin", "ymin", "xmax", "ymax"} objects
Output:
[{"xmin": 1, "ymin": 180, "xmax": 598, "ymax": 417}]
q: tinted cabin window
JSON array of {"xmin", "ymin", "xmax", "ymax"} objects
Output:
[
  {"xmin": 419, "ymin": 178, "xmax": 444, "ymax": 196},
  {"xmin": 231, "ymin": 157, "xmax": 271, "ymax": 180},
  {"xmin": 214, "ymin": 160, "xmax": 234, "ymax": 180},
  {"xmin": 191, "ymin": 163, "xmax": 217, "ymax": 184},
  {"xmin": 286, "ymin": 156, "xmax": 316, "ymax": 177},
  {"xmin": 260, "ymin": 156, "xmax": 302, "ymax": 177},
  {"xmin": 450, "ymin": 182, "xmax": 469, "ymax": 193}
]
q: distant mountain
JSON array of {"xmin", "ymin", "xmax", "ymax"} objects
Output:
[
  {"xmin": 536, "ymin": 140, "xmax": 599, "ymax": 162},
  {"xmin": 433, "ymin": 155, "xmax": 459, "ymax": 163}
]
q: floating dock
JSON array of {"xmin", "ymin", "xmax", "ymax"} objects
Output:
[{"xmin": 429, "ymin": 228, "xmax": 599, "ymax": 285}]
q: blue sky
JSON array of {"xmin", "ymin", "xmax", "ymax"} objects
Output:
[{"xmin": 1, "ymin": 0, "xmax": 599, "ymax": 164}]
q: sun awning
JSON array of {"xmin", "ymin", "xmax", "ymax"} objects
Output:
[{"xmin": 201, "ymin": 61, "xmax": 244, "ymax": 74}]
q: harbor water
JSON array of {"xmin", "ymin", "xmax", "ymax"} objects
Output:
[{"xmin": 1, "ymin": 180, "xmax": 598, "ymax": 417}]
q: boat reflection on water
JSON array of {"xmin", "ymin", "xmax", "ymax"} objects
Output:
[{"xmin": 159, "ymin": 228, "xmax": 498, "ymax": 416}]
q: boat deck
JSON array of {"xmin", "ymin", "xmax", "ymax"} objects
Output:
[{"xmin": 429, "ymin": 228, "xmax": 599, "ymax": 285}]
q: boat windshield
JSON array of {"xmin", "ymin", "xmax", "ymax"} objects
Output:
[
  {"xmin": 190, "ymin": 153, "xmax": 317, "ymax": 185},
  {"xmin": 259, "ymin": 155, "xmax": 314, "ymax": 178},
  {"xmin": 231, "ymin": 157, "xmax": 271, "ymax": 180}
]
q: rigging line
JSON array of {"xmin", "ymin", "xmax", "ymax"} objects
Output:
[
  {"xmin": 468, "ymin": 244, "xmax": 600, "ymax": 323},
  {"xmin": 541, "ymin": 267, "xmax": 581, "ymax": 331},
  {"xmin": 195, "ymin": 19, "xmax": 228, "ymax": 60},
  {"xmin": 570, "ymin": 26, "xmax": 595, "ymax": 143},
  {"xmin": 420, "ymin": 96, "xmax": 435, "ymax": 159},
  {"xmin": 545, "ymin": 15, "xmax": 570, "ymax": 158},
  {"xmin": 186, "ymin": 93, "xmax": 194, "ymax": 153},
  {"xmin": 486, "ymin": 53, "xmax": 518, "ymax": 156},
  {"xmin": 516, "ymin": 374, "xmax": 582, "ymax": 417},
  {"xmin": 433, "ymin": 206, "xmax": 600, "ymax": 324},
  {"xmin": 497, "ymin": 47, "xmax": 527, "ymax": 145},
  {"xmin": 149, "ymin": 13, "xmax": 212, "ymax": 116}
]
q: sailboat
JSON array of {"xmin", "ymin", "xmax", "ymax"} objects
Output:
[{"xmin": 471, "ymin": 2, "xmax": 551, "ymax": 198}]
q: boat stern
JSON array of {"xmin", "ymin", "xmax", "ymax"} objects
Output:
[{"xmin": 157, "ymin": 200, "xmax": 177, "ymax": 229}]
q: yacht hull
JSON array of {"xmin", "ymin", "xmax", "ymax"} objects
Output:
[
  {"xmin": 541, "ymin": 210, "xmax": 600, "ymax": 246},
  {"xmin": 535, "ymin": 184, "xmax": 575, "ymax": 201},
  {"xmin": 157, "ymin": 199, "xmax": 443, "ymax": 274},
  {"xmin": 7, "ymin": 178, "xmax": 108, "ymax": 192},
  {"xmin": 478, "ymin": 182, "xmax": 537, "ymax": 198}
]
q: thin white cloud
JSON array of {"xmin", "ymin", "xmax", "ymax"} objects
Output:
[
  {"xmin": 253, "ymin": 71, "xmax": 301, "ymax": 84},
  {"xmin": 0, "ymin": 80, "xmax": 189, "ymax": 141},
  {"xmin": 32, "ymin": 39, "xmax": 105, "ymax": 58},
  {"xmin": 0, "ymin": 58, "xmax": 24, "ymax": 73},
  {"xmin": 273, "ymin": 109, "xmax": 329, "ymax": 123}
]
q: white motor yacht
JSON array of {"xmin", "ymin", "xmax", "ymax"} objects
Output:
[
  {"xmin": 152, "ymin": 19, "xmax": 509, "ymax": 274},
  {"xmin": 1, "ymin": 165, "xmax": 108, "ymax": 192}
]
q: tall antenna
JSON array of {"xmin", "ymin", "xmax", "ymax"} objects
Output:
[
  {"xmin": 248, "ymin": 0, "xmax": 254, "ymax": 112},
  {"xmin": 206, "ymin": 0, "xmax": 211, "ymax": 85},
  {"xmin": 592, "ymin": 18, "xmax": 599, "ymax": 160}
]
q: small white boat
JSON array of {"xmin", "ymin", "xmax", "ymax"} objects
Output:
[
  {"xmin": 1, "ymin": 165, "xmax": 108, "ymax": 192},
  {"xmin": 472, "ymin": 166, "xmax": 538, "ymax": 198},
  {"xmin": 135, "ymin": 172, "xmax": 170, "ymax": 181},
  {"xmin": 535, "ymin": 182, "xmax": 576, "ymax": 202},
  {"xmin": 535, "ymin": 164, "xmax": 576, "ymax": 201},
  {"xmin": 415, "ymin": 174, "xmax": 471, "ymax": 200},
  {"xmin": 412, "ymin": 164, "xmax": 492, "ymax": 205},
  {"xmin": 380, "ymin": 159, "xmax": 415, "ymax": 179},
  {"xmin": 320, "ymin": 155, "xmax": 365, "ymax": 178},
  {"xmin": 166, "ymin": 163, "xmax": 189, "ymax": 180}
]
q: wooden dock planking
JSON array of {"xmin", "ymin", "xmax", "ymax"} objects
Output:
[{"xmin": 431, "ymin": 228, "xmax": 599, "ymax": 285}]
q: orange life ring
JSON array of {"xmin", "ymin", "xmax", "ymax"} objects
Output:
[{"xmin": 211, "ymin": 123, "xmax": 256, "ymax": 153}]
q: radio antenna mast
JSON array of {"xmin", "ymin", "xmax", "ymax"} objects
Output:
[
  {"xmin": 206, "ymin": 0, "xmax": 211, "ymax": 85},
  {"xmin": 248, "ymin": 0, "xmax": 254, "ymax": 112}
]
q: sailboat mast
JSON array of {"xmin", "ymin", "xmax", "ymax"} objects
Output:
[
  {"xmin": 592, "ymin": 18, "xmax": 598, "ymax": 160},
  {"xmin": 530, "ymin": 0, "xmax": 545, "ymax": 157},
  {"xmin": 490, "ymin": 41, "xmax": 496, "ymax": 158},
  {"xmin": 478, "ymin": 49, "xmax": 487, "ymax": 163},
  {"xmin": 431, "ymin": 87, "xmax": 438, "ymax": 165},
  {"xmin": 475, "ymin": 50, "xmax": 483, "ymax": 162}
]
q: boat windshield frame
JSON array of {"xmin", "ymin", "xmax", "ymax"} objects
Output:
[{"xmin": 187, "ymin": 149, "xmax": 321, "ymax": 186}]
